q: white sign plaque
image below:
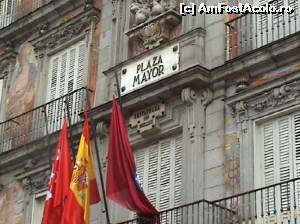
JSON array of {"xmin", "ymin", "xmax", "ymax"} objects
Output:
[{"xmin": 120, "ymin": 44, "xmax": 179, "ymax": 95}]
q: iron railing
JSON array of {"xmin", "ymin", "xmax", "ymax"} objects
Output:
[
  {"xmin": 0, "ymin": 0, "xmax": 52, "ymax": 29},
  {"xmin": 119, "ymin": 178, "xmax": 300, "ymax": 223},
  {"xmin": 0, "ymin": 87, "xmax": 87, "ymax": 154},
  {"xmin": 213, "ymin": 178, "xmax": 300, "ymax": 223},
  {"xmin": 225, "ymin": 0, "xmax": 300, "ymax": 60},
  {"xmin": 118, "ymin": 200, "xmax": 234, "ymax": 224}
]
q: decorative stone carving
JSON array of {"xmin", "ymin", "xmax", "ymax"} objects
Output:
[
  {"xmin": 84, "ymin": 0, "xmax": 93, "ymax": 10},
  {"xmin": 236, "ymin": 75, "xmax": 249, "ymax": 93},
  {"xmin": 233, "ymin": 101, "xmax": 248, "ymax": 122},
  {"xmin": 20, "ymin": 170, "xmax": 50, "ymax": 194},
  {"xmin": 232, "ymin": 101, "xmax": 248, "ymax": 132},
  {"xmin": 181, "ymin": 87, "xmax": 196, "ymax": 105},
  {"xmin": 0, "ymin": 48, "xmax": 17, "ymax": 79},
  {"xmin": 130, "ymin": 0, "xmax": 178, "ymax": 26},
  {"xmin": 24, "ymin": 159, "xmax": 38, "ymax": 171},
  {"xmin": 250, "ymin": 83, "xmax": 297, "ymax": 112},
  {"xmin": 39, "ymin": 23, "xmax": 49, "ymax": 35},
  {"xmin": 129, "ymin": 103, "xmax": 165, "ymax": 134},
  {"xmin": 126, "ymin": 10, "xmax": 181, "ymax": 50},
  {"xmin": 33, "ymin": 18, "xmax": 91, "ymax": 52},
  {"xmin": 96, "ymin": 121, "xmax": 109, "ymax": 137},
  {"xmin": 200, "ymin": 88, "xmax": 213, "ymax": 106}
]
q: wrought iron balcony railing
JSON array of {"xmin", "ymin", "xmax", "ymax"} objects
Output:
[
  {"xmin": 213, "ymin": 177, "xmax": 300, "ymax": 223},
  {"xmin": 0, "ymin": 0, "xmax": 52, "ymax": 29},
  {"xmin": 118, "ymin": 200, "xmax": 233, "ymax": 224},
  {"xmin": 119, "ymin": 178, "xmax": 300, "ymax": 224},
  {"xmin": 225, "ymin": 0, "xmax": 300, "ymax": 60},
  {"xmin": 0, "ymin": 87, "xmax": 87, "ymax": 154}
]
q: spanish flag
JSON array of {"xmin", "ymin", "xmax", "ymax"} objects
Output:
[{"xmin": 62, "ymin": 111, "xmax": 101, "ymax": 224}]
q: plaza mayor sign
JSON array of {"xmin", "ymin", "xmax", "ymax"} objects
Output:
[{"xmin": 120, "ymin": 44, "xmax": 179, "ymax": 95}]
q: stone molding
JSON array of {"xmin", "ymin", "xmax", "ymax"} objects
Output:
[
  {"xmin": 33, "ymin": 18, "xmax": 91, "ymax": 53},
  {"xmin": 230, "ymin": 80, "xmax": 300, "ymax": 131}
]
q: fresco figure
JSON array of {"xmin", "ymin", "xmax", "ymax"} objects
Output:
[
  {"xmin": 5, "ymin": 43, "xmax": 38, "ymax": 147},
  {"xmin": 0, "ymin": 181, "xmax": 25, "ymax": 224}
]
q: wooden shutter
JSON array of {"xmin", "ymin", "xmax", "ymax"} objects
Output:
[
  {"xmin": 293, "ymin": 112, "xmax": 300, "ymax": 209},
  {"xmin": 134, "ymin": 135, "xmax": 183, "ymax": 212},
  {"xmin": 277, "ymin": 117, "xmax": 292, "ymax": 210},
  {"xmin": 262, "ymin": 122, "xmax": 276, "ymax": 213},
  {"xmin": 47, "ymin": 40, "xmax": 87, "ymax": 101},
  {"xmin": 47, "ymin": 41, "xmax": 87, "ymax": 131},
  {"xmin": 260, "ymin": 115, "xmax": 295, "ymax": 216}
]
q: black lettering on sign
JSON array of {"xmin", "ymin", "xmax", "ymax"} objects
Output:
[
  {"xmin": 133, "ymin": 74, "xmax": 140, "ymax": 87},
  {"xmin": 132, "ymin": 54, "xmax": 166, "ymax": 88}
]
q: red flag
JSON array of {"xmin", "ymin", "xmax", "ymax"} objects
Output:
[
  {"xmin": 62, "ymin": 111, "xmax": 101, "ymax": 224},
  {"xmin": 42, "ymin": 118, "xmax": 73, "ymax": 224},
  {"xmin": 106, "ymin": 98, "xmax": 159, "ymax": 220}
]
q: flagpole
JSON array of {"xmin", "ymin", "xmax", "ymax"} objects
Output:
[
  {"xmin": 85, "ymin": 87, "xmax": 111, "ymax": 224},
  {"xmin": 64, "ymin": 95, "xmax": 76, "ymax": 163},
  {"xmin": 42, "ymin": 105, "xmax": 52, "ymax": 171},
  {"xmin": 114, "ymin": 73, "xmax": 123, "ymax": 111}
]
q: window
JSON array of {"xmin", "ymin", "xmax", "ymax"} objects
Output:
[
  {"xmin": 31, "ymin": 193, "xmax": 46, "ymax": 224},
  {"xmin": 135, "ymin": 135, "xmax": 183, "ymax": 212},
  {"xmin": 255, "ymin": 112, "xmax": 300, "ymax": 220},
  {"xmin": 256, "ymin": 0, "xmax": 299, "ymax": 47},
  {"xmin": 47, "ymin": 40, "xmax": 87, "ymax": 101},
  {"xmin": 0, "ymin": 0, "xmax": 14, "ymax": 29},
  {"xmin": 47, "ymin": 41, "xmax": 87, "ymax": 132}
]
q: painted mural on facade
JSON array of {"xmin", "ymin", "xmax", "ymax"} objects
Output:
[
  {"xmin": 6, "ymin": 43, "xmax": 38, "ymax": 119},
  {"xmin": 0, "ymin": 181, "xmax": 25, "ymax": 224},
  {"xmin": 250, "ymin": 59, "xmax": 300, "ymax": 87},
  {"xmin": 224, "ymin": 104, "xmax": 240, "ymax": 197}
]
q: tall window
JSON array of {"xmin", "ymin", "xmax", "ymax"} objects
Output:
[
  {"xmin": 31, "ymin": 194, "xmax": 46, "ymax": 224},
  {"xmin": 47, "ymin": 41, "xmax": 87, "ymax": 132},
  {"xmin": 255, "ymin": 112, "xmax": 300, "ymax": 220},
  {"xmin": 47, "ymin": 40, "xmax": 87, "ymax": 101},
  {"xmin": 135, "ymin": 135, "xmax": 183, "ymax": 211}
]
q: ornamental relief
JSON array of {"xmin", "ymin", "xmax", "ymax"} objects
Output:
[
  {"xmin": 33, "ymin": 19, "xmax": 90, "ymax": 53},
  {"xmin": 128, "ymin": 0, "xmax": 181, "ymax": 56},
  {"xmin": 231, "ymin": 80, "xmax": 300, "ymax": 123},
  {"xmin": 130, "ymin": 0, "xmax": 179, "ymax": 27}
]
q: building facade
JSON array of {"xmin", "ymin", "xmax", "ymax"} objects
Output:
[{"xmin": 1, "ymin": 0, "xmax": 300, "ymax": 223}]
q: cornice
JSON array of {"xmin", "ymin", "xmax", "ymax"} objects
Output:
[{"xmin": 0, "ymin": 0, "xmax": 91, "ymax": 47}]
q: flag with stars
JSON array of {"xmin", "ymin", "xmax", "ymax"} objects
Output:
[
  {"xmin": 42, "ymin": 118, "xmax": 73, "ymax": 224},
  {"xmin": 62, "ymin": 111, "xmax": 101, "ymax": 224}
]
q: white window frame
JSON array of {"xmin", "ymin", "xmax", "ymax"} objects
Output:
[{"xmin": 31, "ymin": 191, "xmax": 46, "ymax": 224}]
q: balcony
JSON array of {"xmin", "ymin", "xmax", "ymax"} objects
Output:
[
  {"xmin": 225, "ymin": 0, "xmax": 300, "ymax": 60},
  {"xmin": 0, "ymin": 87, "xmax": 87, "ymax": 154},
  {"xmin": 119, "ymin": 178, "xmax": 300, "ymax": 223},
  {"xmin": 0, "ymin": 0, "xmax": 52, "ymax": 29}
]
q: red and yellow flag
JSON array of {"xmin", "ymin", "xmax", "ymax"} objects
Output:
[{"xmin": 62, "ymin": 112, "xmax": 101, "ymax": 224}]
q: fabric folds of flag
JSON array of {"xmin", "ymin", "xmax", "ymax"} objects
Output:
[
  {"xmin": 106, "ymin": 98, "xmax": 159, "ymax": 220},
  {"xmin": 62, "ymin": 112, "xmax": 101, "ymax": 224},
  {"xmin": 42, "ymin": 118, "xmax": 73, "ymax": 224}
]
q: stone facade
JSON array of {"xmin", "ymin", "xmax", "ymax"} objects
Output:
[{"xmin": 1, "ymin": 0, "xmax": 300, "ymax": 223}]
